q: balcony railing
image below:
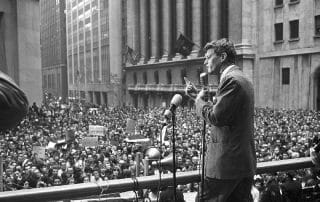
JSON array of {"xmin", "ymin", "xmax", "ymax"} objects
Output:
[
  {"xmin": 127, "ymin": 84, "xmax": 217, "ymax": 93},
  {"xmin": 0, "ymin": 157, "xmax": 314, "ymax": 202}
]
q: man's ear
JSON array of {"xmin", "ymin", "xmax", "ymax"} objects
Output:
[{"xmin": 220, "ymin": 52, "xmax": 227, "ymax": 62}]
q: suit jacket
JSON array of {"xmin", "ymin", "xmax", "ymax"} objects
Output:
[
  {"xmin": 280, "ymin": 180, "xmax": 302, "ymax": 202},
  {"xmin": 195, "ymin": 65, "xmax": 256, "ymax": 179},
  {"xmin": 0, "ymin": 71, "xmax": 28, "ymax": 130}
]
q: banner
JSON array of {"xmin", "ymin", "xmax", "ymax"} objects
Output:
[
  {"xmin": 32, "ymin": 146, "xmax": 46, "ymax": 159},
  {"xmin": 126, "ymin": 118, "xmax": 136, "ymax": 134},
  {"xmin": 89, "ymin": 125, "xmax": 105, "ymax": 137},
  {"xmin": 81, "ymin": 137, "xmax": 99, "ymax": 147},
  {"xmin": 159, "ymin": 125, "xmax": 167, "ymax": 143}
]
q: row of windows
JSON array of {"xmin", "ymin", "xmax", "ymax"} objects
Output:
[
  {"xmin": 43, "ymin": 73, "xmax": 61, "ymax": 89},
  {"xmin": 132, "ymin": 69, "xmax": 201, "ymax": 85},
  {"xmin": 130, "ymin": 68, "xmax": 290, "ymax": 86},
  {"xmin": 274, "ymin": 16, "xmax": 320, "ymax": 42}
]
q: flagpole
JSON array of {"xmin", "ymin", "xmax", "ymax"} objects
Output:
[{"xmin": 0, "ymin": 155, "xmax": 3, "ymax": 192}]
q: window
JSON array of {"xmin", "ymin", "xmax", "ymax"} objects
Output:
[
  {"xmin": 154, "ymin": 71, "xmax": 159, "ymax": 84},
  {"xmin": 143, "ymin": 72, "xmax": 147, "ymax": 84},
  {"xmin": 315, "ymin": 15, "xmax": 320, "ymax": 36},
  {"xmin": 282, "ymin": 68, "xmax": 290, "ymax": 85},
  {"xmin": 275, "ymin": 0, "xmax": 283, "ymax": 6},
  {"xmin": 275, "ymin": 23, "xmax": 283, "ymax": 41},
  {"xmin": 289, "ymin": 0, "xmax": 299, "ymax": 4},
  {"xmin": 290, "ymin": 20, "xmax": 299, "ymax": 39},
  {"xmin": 133, "ymin": 72, "xmax": 137, "ymax": 85},
  {"xmin": 166, "ymin": 70, "xmax": 172, "ymax": 84}
]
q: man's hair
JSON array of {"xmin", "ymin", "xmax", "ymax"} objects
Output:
[{"xmin": 204, "ymin": 38, "xmax": 236, "ymax": 64}]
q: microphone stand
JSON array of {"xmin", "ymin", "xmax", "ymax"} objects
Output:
[
  {"xmin": 200, "ymin": 116, "xmax": 206, "ymax": 202},
  {"xmin": 200, "ymin": 85, "xmax": 208, "ymax": 202},
  {"xmin": 171, "ymin": 110, "xmax": 177, "ymax": 202}
]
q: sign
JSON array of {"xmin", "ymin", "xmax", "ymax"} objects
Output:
[
  {"xmin": 81, "ymin": 137, "xmax": 98, "ymax": 147},
  {"xmin": 89, "ymin": 125, "xmax": 105, "ymax": 137},
  {"xmin": 32, "ymin": 146, "xmax": 46, "ymax": 159},
  {"xmin": 159, "ymin": 125, "xmax": 167, "ymax": 143},
  {"xmin": 126, "ymin": 118, "xmax": 136, "ymax": 134},
  {"xmin": 124, "ymin": 136, "xmax": 151, "ymax": 150}
]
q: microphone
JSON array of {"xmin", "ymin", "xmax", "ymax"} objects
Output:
[
  {"xmin": 200, "ymin": 73, "xmax": 209, "ymax": 101},
  {"xmin": 164, "ymin": 94, "xmax": 182, "ymax": 118},
  {"xmin": 200, "ymin": 72, "xmax": 208, "ymax": 88}
]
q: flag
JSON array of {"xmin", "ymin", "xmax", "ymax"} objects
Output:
[
  {"xmin": 126, "ymin": 46, "xmax": 140, "ymax": 65},
  {"xmin": 175, "ymin": 34, "xmax": 195, "ymax": 57}
]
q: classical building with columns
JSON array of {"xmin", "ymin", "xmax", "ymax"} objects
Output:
[
  {"xmin": 125, "ymin": 0, "xmax": 320, "ymax": 110},
  {"xmin": 125, "ymin": 0, "xmax": 251, "ymax": 108}
]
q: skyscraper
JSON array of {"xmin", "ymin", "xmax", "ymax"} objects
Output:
[
  {"xmin": 40, "ymin": 0, "xmax": 68, "ymax": 101},
  {"xmin": 65, "ymin": 0, "xmax": 124, "ymax": 106}
]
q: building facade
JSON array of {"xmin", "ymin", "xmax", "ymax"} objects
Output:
[
  {"xmin": 257, "ymin": 0, "xmax": 320, "ymax": 110},
  {"xmin": 40, "ymin": 0, "xmax": 68, "ymax": 102},
  {"xmin": 0, "ymin": 0, "xmax": 42, "ymax": 104},
  {"xmin": 124, "ymin": 0, "xmax": 253, "ymax": 108},
  {"xmin": 125, "ymin": 0, "xmax": 320, "ymax": 110},
  {"xmin": 65, "ymin": 0, "xmax": 124, "ymax": 106}
]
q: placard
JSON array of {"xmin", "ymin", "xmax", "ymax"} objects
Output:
[
  {"xmin": 89, "ymin": 125, "xmax": 105, "ymax": 137},
  {"xmin": 81, "ymin": 137, "xmax": 98, "ymax": 147},
  {"xmin": 32, "ymin": 146, "xmax": 46, "ymax": 159},
  {"xmin": 126, "ymin": 118, "xmax": 136, "ymax": 134}
]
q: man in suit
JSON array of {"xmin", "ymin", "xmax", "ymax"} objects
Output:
[{"xmin": 186, "ymin": 38, "xmax": 256, "ymax": 201}]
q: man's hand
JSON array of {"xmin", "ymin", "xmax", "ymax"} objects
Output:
[
  {"xmin": 196, "ymin": 89, "xmax": 209, "ymax": 101},
  {"xmin": 184, "ymin": 78, "xmax": 198, "ymax": 100}
]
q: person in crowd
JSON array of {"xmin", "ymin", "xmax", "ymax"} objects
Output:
[
  {"xmin": 280, "ymin": 171, "xmax": 302, "ymax": 202},
  {"xmin": 260, "ymin": 176, "xmax": 283, "ymax": 202},
  {"xmin": 186, "ymin": 38, "xmax": 256, "ymax": 201},
  {"xmin": 159, "ymin": 186, "xmax": 185, "ymax": 202}
]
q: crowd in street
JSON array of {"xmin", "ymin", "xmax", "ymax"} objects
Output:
[{"xmin": 1, "ymin": 96, "xmax": 320, "ymax": 200}]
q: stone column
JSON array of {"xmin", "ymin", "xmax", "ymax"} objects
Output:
[
  {"xmin": 161, "ymin": 0, "xmax": 170, "ymax": 61},
  {"xmin": 150, "ymin": 0, "xmax": 160, "ymax": 62},
  {"xmin": 209, "ymin": 0, "xmax": 221, "ymax": 41},
  {"xmin": 108, "ymin": 0, "xmax": 123, "ymax": 106},
  {"xmin": 175, "ymin": 0, "xmax": 186, "ymax": 58},
  {"xmin": 133, "ymin": 0, "xmax": 140, "ymax": 53},
  {"xmin": 191, "ymin": 0, "xmax": 201, "ymax": 56},
  {"xmin": 139, "ymin": 0, "xmax": 148, "ymax": 63},
  {"xmin": 229, "ymin": 0, "xmax": 255, "ymax": 83},
  {"xmin": 127, "ymin": 0, "xmax": 134, "ymax": 48}
]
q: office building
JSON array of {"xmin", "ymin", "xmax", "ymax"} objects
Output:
[{"xmin": 40, "ymin": 0, "xmax": 68, "ymax": 101}]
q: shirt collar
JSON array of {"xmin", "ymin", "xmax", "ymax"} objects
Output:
[{"xmin": 220, "ymin": 64, "xmax": 235, "ymax": 83}]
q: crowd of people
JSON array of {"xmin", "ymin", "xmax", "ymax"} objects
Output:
[{"xmin": 1, "ymin": 96, "xmax": 320, "ymax": 200}]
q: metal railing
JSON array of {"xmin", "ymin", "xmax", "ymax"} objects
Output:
[
  {"xmin": 0, "ymin": 157, "xmax": 314, "ymax": 202},
  {"xmin": 127, "ymin": 84, "xmax": 218, "ymax": 93}
]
